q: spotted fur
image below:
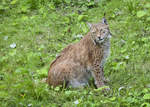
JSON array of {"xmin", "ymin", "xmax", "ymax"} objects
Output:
[{"xmin": 47, "ymin": 18, "xmax": 111, "ymax": 88}]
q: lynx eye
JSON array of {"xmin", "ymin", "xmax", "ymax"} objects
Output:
[
  {"xmin": 91, "ymin": 30, "xmax": 96, "ymax": 34},
  {"xmin": 92, "ymin": 31, "xmax": 95, "ymax": 33}
]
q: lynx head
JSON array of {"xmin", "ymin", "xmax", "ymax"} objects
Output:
[{"xmin": 88, "ymin": 18, "xmax": 111, "ymax": 45}]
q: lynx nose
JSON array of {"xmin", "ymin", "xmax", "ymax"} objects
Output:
[{"xmin": 98, "ymin": 37, "xmax": 103, "ymax": 41}]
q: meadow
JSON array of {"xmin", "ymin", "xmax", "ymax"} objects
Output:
[{"xmin": 0, "ymin": 0, "xmax": 150, "ymax": 106}]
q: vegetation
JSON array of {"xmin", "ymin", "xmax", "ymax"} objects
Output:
[{"xmin": 0, "ymin": 0, "xmax": 150, "ymax": 106}]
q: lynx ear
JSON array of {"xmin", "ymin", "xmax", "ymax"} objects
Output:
[
  {"xmin": 87, "ymin": 23, "xmax": 92, "ymax": 29},
  {"xmin": 102, "ymin": 18, "xmax": 108, "ymax": 25}
]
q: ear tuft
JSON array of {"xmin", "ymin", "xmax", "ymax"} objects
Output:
[{"xmin": 102, "ymin": 18, "xmax": 108, "ymax": 25}]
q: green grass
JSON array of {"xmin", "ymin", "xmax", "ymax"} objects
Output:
[{"xmin": 0, "ymin": 0, "xmax": 150, "ymax": 106}]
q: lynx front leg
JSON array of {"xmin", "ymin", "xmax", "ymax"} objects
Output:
[
  {"xmin": 100, "ymin": 66, "xmax": 109, "ymax": 83},
  {"xmin": 92, "ymin": 66, "xmax": 105, "ymax": 88}
]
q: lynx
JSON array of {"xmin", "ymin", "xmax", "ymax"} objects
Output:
[{"xmin": 47, "ymin": 18, "xmax": 111, "ymax": 88}]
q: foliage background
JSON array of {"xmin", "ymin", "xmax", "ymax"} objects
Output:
[{"xmin": 0, "ymin": 0, "xmax": 150, "ymax": 106}]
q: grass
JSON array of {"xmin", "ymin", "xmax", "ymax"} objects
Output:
[{"xmin": 0, "ymin": 0, "xmax": 150, "ymax": 106}]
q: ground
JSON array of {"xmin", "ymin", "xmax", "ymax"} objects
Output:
[{"xmin": 0, "ymin": 0, "xmax": 150, "ymax": 106}]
